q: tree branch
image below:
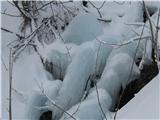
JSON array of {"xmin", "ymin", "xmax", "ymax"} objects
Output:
[{"xmin": 9, "ymin": 48, "xmax": 13, "ymax": 120}]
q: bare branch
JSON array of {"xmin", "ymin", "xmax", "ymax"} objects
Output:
[
  {"xmin": 2, "ymin": 57, "xmax": 8, "ymax": 71},
  {"xmin": 59, "ymin": 1, "xmax": 75, "ymax": 16},
  {"xmin": 113, "ymin": 0, "xmax": 125, "ymax": 5},
  {"xmin": 1, "ymin": 27, "xmax": 23, "ymax": 39},
  {"xmin": 12, "ymin": 1, "xmax": 29, "ymax": 19},
  {"xmin": 155, "ymin": 9, "xmax": 160, "ymax": 62},
  {"xmin": 97, "ymin": 18, "xmax": 112, "ymax": 23},
  {"xmin": 1, "ymin": 11, "xmax": 22, "ymax": 17},
  {"xmin": 9, "ymin": 48, "xmax": 13, "ymax": 120},
  {"xmin": 143, "ymin": 1, "xmax": 155, "ymax": 46},
  {"xmin": 95, "ymin": 83, "xmax": 108, "ymax": 120},
  {"xmin": 96, "ymin": 35, "xmax": 151, "ymax": 48},
  {"xmin": 33, "ymin": 1, "xmax": 56, "ymax": 12},
  {"xmin": 94, "ymin": 38, "xmax": 108, "ymax": 120},
  {"xmin": 88, "ymin": 1, "xmax": 105, "ymax": 18}
]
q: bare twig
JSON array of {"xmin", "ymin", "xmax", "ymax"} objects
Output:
[
  {"xmin": 97, "ymin": 18, "xmax": 112, "ymax": 23},
  {"xmin": 113, "ymin": 0, "xmax": 125, "ymax": 5},
  {"xmin": 88, "ymin": 1, "xmax": 105, "ymax": 18},
  {"xmin": 124, "ymin": 22, "xmax": 145, "ymax": 27},
  {"xmin": 95, "ymin": 83, "xmax": 107, "ymax": 120},
  {"xmin": 12, "ymin": 18, "xmax": 48, "ymax": 59},
  {"xmin": 33, "ymin": 1, "xmax": 56, "ymax": 12},
  {"xmin": 1, "ymin": 27, "xmax": 23, "ymax": 39},
  {"xmin": 2, "ymin": 57, "xmax": 8, "ymax": 71},
  {"xmin": 130, "ymin": 27, "xmax": 141, "ymax": 36},
  {"xmin": 12, "ymin": 1, "xmax": 30, "ymax": 19},
  {"xmin": 96, "ymin": 35, "xmax": 150, "ymax": 48},
  {"xmin": 124, "ymin": 22, "xmax": 150, "ymax": 30},
  {"xmin": 143, "ymin": 1, "xmax": 155, "ymax": 46},
  {"xmin": 138, "ymin": 38, "xmax": 148, "ymax": 70},
  {"xmin": 94, "ymin": 39, "xmax": 108, "ymax": 120},
  {"xmin": 9, "ymin": 48, "xmax": 13, "ymax": 120},
  {"xmin": 155, "ymin": 9, "xmax": 160, "ymax": 63},
  {"xmin": 59, "ymin": 1, "xmax": 76, "ymax": 16},
  {"xmin": 1, "ymin": 11, "xmax": 22, "ymax": 17},
  {"xmin": 1, "ymin": 27, "xmax": 13, "ymax": 34}
]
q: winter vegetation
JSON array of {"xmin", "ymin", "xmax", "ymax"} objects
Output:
[{"xmin": 1, "ymin": 1, "xmax": 160, "ymax": 120}]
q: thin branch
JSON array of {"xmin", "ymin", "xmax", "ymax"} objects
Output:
[
  {"xmin": 2, "ymin": 57, "xmax": 8, "ymax": 71},
  {"xmin": 113, "ymin": 0, "xmax": 125, "ymax": 5},
  {"xmin": 124, "ymin": 22, "xmax": 150, "ymax": 29},
  {"xmin": 96, "ymin": 35, "xmax": 151, "ymax": 48},
  {"xmin": 124, "ymin": 22, "xmax": 145, "ymax": 26},
  {"xmin": 155, "ymin": 9, "xmax": 160, "ymax": 62},
  {"xmin": 94, "ymin": 38, "xmax": 108, "ymax": 120},
  {"xmin": 1, "ymin": 27, "xmax": 13, "ymax": 34},
  {"xmin": 138, "ymin": 38, "xmax": 148, "ymax": 70},
  {"xmin": 97, "ymin": 18, "xmax": 112, "ymax": 23},
  {"xmin": 12, "ymin": 18, "xmax": 49, "ymax": 59},
  {"xmin": 1, "ymin": 27, "xmax": 23, "ymax": 38},
  {"xmin": 95, "ymin": 83, "xmax": 108, "ymax": 120},
  {"xmin": 9, "ymin": 48, "xmax": 13, "ymax": 120},
  {"xmin": 59, "ymin": 1, "xmax": 75, "ymax": 16},
  {"xmin": 130, "ymin": 27, "xmax": 141, "ymax": 36},
  {"xmin": 88, "ymin": 1, "xmax": 105, "ymax": 18},
  {"xmin": 143, "ymin": 1, "xmax": 155, "ymax": 46},
  {"xmin": 12, "ymin": 1, "xmax": 29, "ymax": 19},
  {"xmin": 1, "ymin": 11, "xmax": 22, "ymax": 17},
  {"xmin": 33, "ymin": 1, "xmax": 56, "ymax": 12}
]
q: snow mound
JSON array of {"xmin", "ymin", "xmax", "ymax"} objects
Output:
[
  {"xmin": 97, "ymin": 53, "xmax": 140, "ymax": 108},
  {"xmin": 42, "ymin": 41, "xmax": 75, "ymax": 79},
  {"xmin": 60, "ymin": 88, "xmax": 112, "ymax": 120},
  {"xmin": 62, "ymin": 13, "xmax": 103, "ymax": 45},
  {"xmin": 52, "ymin": 46, "xmax": 95, "ymax": 119}
]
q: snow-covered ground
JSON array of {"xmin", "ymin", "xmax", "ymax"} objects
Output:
[
  {"xmin": 117, "ymin": 73, "xmax": 160, "ymax": 119},
  {"xmin": 1, "ymin": 1, "xmax": 160, "ymax": 120}
]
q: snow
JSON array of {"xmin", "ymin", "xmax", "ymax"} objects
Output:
[
  {"xmin": 60, "ymin": 88, "xmax": 112, "ymax": 120},
  {"xmin": 145, "ymin": 1, "xmax": 160, "ymax": 13},
  {"xmin": 25, "ymin": 80, "xmax": 62, "ymax": 120},
  {"xmin": 26, "ymin": 91, "xmax": 47, "ymax": 120},
  {"xmin": 1, "ymin": 1, "xmax": 160, "ymax": 120},
  {"xmin": 52, "ymin": 45, "xmax": 95, "ymax": 119},
  {"xmin": 117, "ymin": 74, "xmax": 160, "ymax": 119},
  {"xmin": 42, "ymin": 41, "xmax": 72, "ymax": 80},
  {"xmin": 97, "ymin": 53, "xmax": 140, "ymax": 108},
  {"xmin": 62, "ymin": 13, "xmax": 103, "ymax": 45}
]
